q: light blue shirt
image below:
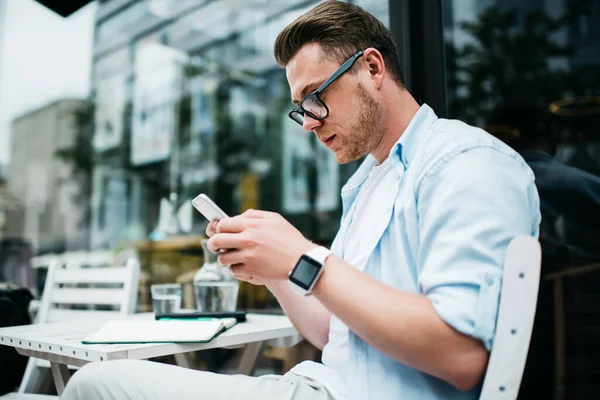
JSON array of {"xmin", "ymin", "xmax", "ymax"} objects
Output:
[{"xmin": 330, "ymin": 104, "xmax": 541, "ymax": 400}]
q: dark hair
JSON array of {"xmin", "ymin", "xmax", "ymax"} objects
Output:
[{"xmin": 274, "ymin": 0, "xmax": 404, "ymax": 87}]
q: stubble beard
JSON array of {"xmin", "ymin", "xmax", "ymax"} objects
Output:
[{"xmin": 334, "ymin": 84, "xmax": 384, "ymax": 164}]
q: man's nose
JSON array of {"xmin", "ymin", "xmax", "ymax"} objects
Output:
[{"xmin": 302, "ymin": 114, "xmax": 323, "ymax": 132}]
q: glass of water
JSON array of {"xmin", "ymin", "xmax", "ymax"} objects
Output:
[
  {"xmin": 151, "ymin": 283, "xmax": 182, "ymax": 315},
  {"xmin": 192, "ymin": 239, "xmax": 240, "ymax": 312}
]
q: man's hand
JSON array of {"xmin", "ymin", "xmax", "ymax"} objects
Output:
[
  {"xmin": 205, "ymin": 220, "xmax": 219, "ymax": 237},
  {"xmin": 206, "ymin": 209, "xmax": 316, "ymax": 285}
]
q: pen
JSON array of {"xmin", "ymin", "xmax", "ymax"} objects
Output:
[
  {"xmin": 158, "ymin": 317, "xmax": 215, "ymax": 321},
  {"xmin": 155, "ymin": 311, "xmax": 247, "ymax": 322}
]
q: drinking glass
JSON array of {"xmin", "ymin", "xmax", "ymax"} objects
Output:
[{"xmin": 151, "ymin": 283, "xmax": 182, "ymax": 315}]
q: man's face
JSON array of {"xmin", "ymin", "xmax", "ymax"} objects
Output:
[{"xmin": 286, "ymin": 43, "xmax": 383, "ymax": 164}]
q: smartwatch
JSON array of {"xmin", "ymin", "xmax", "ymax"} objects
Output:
[{"xmin": 288, "ymin": 246, "xmax": 333, "ymax": 296}]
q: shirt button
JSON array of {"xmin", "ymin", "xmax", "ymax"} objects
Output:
[{"xmin": 486, "ymin": 276, "xmax": 495, "ymax": 285}]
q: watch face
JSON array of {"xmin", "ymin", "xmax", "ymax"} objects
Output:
[{"xmin": 289, "ymin": 255, "xmax": 322, "ymax": 290}]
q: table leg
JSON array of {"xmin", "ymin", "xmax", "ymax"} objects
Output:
[
  {"xmin": 50, "ymin": 362, "xmax": 70, "ymax": 397},
  {"xmin": 236, "ymin": 341, "xmax": 264, "ymax": 376},
  {"xmin": 553, "ymin": 278, "xmax": 565, "ymax": 400},
  {"xmin": 174, "ymin": 352, "xmax": 192, "ymax": 369}
]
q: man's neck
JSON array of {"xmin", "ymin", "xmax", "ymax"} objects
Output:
[{"xmin": 371, "ymin": 88, "xmax": 421, "ymax": 164}]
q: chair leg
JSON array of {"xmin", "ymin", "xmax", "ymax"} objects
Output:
[
  {"xmin": 18, "ymin": 358, "xmax": 39, "ymax": 393},
  {"xmin": 553, "ymin": 278, "xmax": 566, "ymax": 400},
  {"xmin": 18, "ymin": 358, "xmax": 54, "ymax": 394},
  {"xmin": 174, "ymin": 352, "xmax": 193, "ymax": 369}
]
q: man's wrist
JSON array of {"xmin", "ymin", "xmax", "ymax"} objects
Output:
[
  {"xmin": 266, "ymin": 280, "xmax": 287, "ymax": 292},
  {"xmin": 310, "ymin": 253, "xmax": 334, "ymax": 296},
  {"xmin": 268, "ymin": 239, "xmax": 315, "ymax": 291}
]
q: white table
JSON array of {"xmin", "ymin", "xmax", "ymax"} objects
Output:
[{"xmin": 0, "ymin": 313, "xmax": 302, "ymax": 397}]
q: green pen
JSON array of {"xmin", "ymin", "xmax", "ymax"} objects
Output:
[
  {"xmin": 158, "ymin": 317, "xmax": 214, "ymax": 321},
  {"xmin": 154, "ymin": 311, "xmax": 247, "ymax": 322}
]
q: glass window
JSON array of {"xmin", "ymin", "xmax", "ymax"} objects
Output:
[
  {"xmin": 0, "ymin": 0, "xmax": 390, "ymax": 313},
  {"xmin": 85, "ymin": 0, "xmax": 389, "ymax": 309},
  {"xmin": 97, "ymin": 1, "xmax": 154, "ymax": 46},
  {"xmin": 444, "ymin": 1, "xmax": 600, "ymax": 398},
  {"xmin": 89, "ymin": 0, "xmax": 390, "ymax": 252},
  {"xmin": 94, "ymin": 47, "xmax": 130, "ymax": 81},
  {"xmin": 445, "ymin": 1, "xmax": 600, "ymax": 263}
]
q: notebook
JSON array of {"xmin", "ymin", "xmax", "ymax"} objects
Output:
[{"xmin": 81, "ymin": 318, "xmax": 237, "ymax": 344}]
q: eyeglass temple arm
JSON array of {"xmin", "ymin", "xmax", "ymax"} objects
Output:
[{"xmin": 315, "ymin": 50, "xmax": 365, "ymax": 93}]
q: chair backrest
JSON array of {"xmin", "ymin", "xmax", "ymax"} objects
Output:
[
  {"xmin": 35, "ymin": 257, "xmax": 140, "ymax": 324},
  {"xmin": 479, "ymin": 235, "xmax": 542, "ymax": 399},
  {"xmin": 58, "ymin": 250, "xmax": 115, "ymax": 269},
  {"xmin": 30, "ymin": 254, "xmax": 58, "ymax": 270},
  {"xmin": 31, "ymin": 250, "xmax": 115, "ymax": 269}
]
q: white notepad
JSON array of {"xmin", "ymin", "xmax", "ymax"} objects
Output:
[{"xmin": 81, "ymin": 318, "xmax": 237, "ymax": 344}]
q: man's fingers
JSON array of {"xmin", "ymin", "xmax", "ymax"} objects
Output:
[
  {"xmin": 207, "ymin": 233, "xmax": 244, "ymax": 253},
  {"xmin": 216, "ymin": 215, "xmax": 248, "ymax": 233},
  {"xmin": 216, "ymin": 247, "xmax": 247, "ymax": 266},
  {"xmin": 242, "ymin": 209, "xmax": 278, "ymax": 219},
  {"xmin": 215, "ymin": 210, "xmax": 278, "ymax": 233},
  {"xmin": 205, "ymin": 220, "xmax": 218, "ymax": 237},
  {"xmin": 229, "ymin": 264, "xmax": 254, "ymax": 282},
  {"xmin": 230, "ymin": 264, "xmax": 246, "ymax": 276}
]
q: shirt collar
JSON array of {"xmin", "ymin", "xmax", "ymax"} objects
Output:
[
  {"xmin": 342, "ymin": 103, "xmax": 438, "ymax": 193},
  {"xmin": 389, "ymin": 103, "xmax": 438, "ymax": 171}
]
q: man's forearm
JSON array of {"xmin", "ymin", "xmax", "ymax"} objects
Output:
[
  {"xmin": 311, "ymin": 256, "xmax": 489, "ymax": 390},
  {"xmin": 267, "ymin": 281, "xmax": 331, "ymax": 350}
]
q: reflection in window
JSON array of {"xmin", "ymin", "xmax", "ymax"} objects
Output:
[
  {"xmin": 83, "ymin": 0, "xmax": 388, "ymax": 311},
  {"xmin": 444, "ymin": 1, "xmax": 600, "ymax": 399},
  {"xmin": 92, "ymin": 0, "xmax": 379, "ymax": 249},
  {"xmin": 445, "ymin": 0, "xmax": 600, "ymax": 267},
  {"xmin": 97, "ymin": 1, "xmax": 153, "ymax": 45}
]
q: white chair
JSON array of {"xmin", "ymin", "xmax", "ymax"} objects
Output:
[
  {"xmin": 27, "ymin": 254, "xmax": 59, "ymax": 322},
  {"xmin": 29, "ymin": 250, "xmax": 115, "ymax": 272},
  {"xmin": 48, "ymin": 250, "xmax": 115, "ymax": 270},
  {"xmin": 479, "ymin": 235, "xmax": 542, "ymax": 399},
  {"xmin": 2, "ymin": 255, "xmax": 140, "ymax": 398},
  {"xmin": 28, "ymin": 251, "xmax": 117, "ymax": 321}
]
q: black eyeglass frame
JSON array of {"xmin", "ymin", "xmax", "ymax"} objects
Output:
[{"xmin": 289, "ymin": 50, "xmax": 365, "ymax": 125}]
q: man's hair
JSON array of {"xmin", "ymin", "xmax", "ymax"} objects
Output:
[{"xmin": 274, "ymin": 0, "xmax": 404, "ymax": 87}]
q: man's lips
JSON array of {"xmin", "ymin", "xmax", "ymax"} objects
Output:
[{"xmin": 321, "ymin": 134, "xmax": 336, "ymax": 148}]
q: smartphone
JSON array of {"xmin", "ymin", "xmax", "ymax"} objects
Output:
[{"xmin": 191, "ymin": 193, "xmax": 229, "ymax": 222}]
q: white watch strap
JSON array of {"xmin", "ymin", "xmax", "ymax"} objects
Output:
[
  {"xmin": 305, "ymin": 246, "xmax": 333, "ymax": 264},
  {"xmin": 289, "ymin": 280, "xmax": 306, "ymax": 296}
]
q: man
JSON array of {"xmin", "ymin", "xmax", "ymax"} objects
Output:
[{"xmin": 62, "ymin": 1, "xmax": 540, "ymax": 399}]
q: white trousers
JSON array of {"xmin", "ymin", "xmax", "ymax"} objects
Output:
[{"xmin": 61, "ymin": 359, "xmax": 337, "ymax": 400}]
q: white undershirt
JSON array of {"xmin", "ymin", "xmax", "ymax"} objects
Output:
[{"xmin": 290, "ymin": 158, "xmax": 395, "ymax": 399}]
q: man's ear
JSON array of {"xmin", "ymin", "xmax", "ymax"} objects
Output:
[{"xmin": 363, "ymin": 48, "xmax": 385, "ymax": 89}]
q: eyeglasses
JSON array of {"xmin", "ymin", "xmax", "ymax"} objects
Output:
[{"xmin": 289, "ymin": 50, "xmax": 365, "ymax": 126}]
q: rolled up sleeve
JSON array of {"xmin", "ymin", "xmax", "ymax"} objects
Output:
[{"xmin": 416, "ymin": 146, "xmax": 540, "ymax": 350}]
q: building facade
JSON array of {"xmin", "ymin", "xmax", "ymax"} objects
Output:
[{"xmin": 6, "ymin": 99, "xmax": 90, "ymax": 254}]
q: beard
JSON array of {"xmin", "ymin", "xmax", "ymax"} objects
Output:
[{"xmin": 334, "ymin": 83, "xmax": 384, "ymax": 164}]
